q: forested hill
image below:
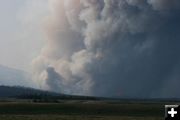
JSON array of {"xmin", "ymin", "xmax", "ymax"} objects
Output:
[
  {"xmin": 0, "ymin": 86, "xmax": 60, "ymax": 98},
  {"xmin": 0, "ymin": 86, "xmax": 99, "ymax": 100}
]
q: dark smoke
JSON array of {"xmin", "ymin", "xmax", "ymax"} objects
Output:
[{"xmin": 32, "ymin": 0, "xmax": 180, "ymax": 98}]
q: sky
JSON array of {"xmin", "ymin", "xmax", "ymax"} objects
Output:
[{"xmin": 0, "ymin": 0, "xmax": 48, "ymax": 71}]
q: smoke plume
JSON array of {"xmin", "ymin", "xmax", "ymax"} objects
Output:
[{"xmin": 32, "ymin": 0, "xmax": 180, "ymax": 98}]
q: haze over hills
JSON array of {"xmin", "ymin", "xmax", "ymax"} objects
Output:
[
  {"xmin": 0, "ymin": 86, "xmax": 60, "ymax": 98},
  {"xmin": 0, "ymin": 85, "xmax": 103, "ymax": 101},
  {"xmin": 0, "ymin": 64, "xmax": 179, "ymax": 101},
  {"xmin": 0, "ymin": 65, "xmax": 98, "ymax": 100},
  {"xmin": 0, "ymin": 65, "xmax": 34, "ymax": 87}
]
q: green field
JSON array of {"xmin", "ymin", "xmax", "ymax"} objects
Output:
[{"xmin": 0, "ymin": 101, "xmax": 166, "ymax": 120}]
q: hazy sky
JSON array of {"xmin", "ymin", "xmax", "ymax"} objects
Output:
[{"xmin": 0, "ymin": 0, "xmax": 48, "ymax": 71}]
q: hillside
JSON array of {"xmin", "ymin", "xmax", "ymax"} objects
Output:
[
  {"xmin": 0, "ymin": 65, "xmax": 33, "ymax": 87},
  {"xmin": 0, "ymin": 86, "xmax": 60, "ymax": 98},
  {"xmin": 0, "ymin": 86, "xmax": 100, "ymax": 101}
]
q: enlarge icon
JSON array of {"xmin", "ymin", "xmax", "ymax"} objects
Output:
[{"xmin": 165, "ymin": 105, "xmax": 180, "ymax": 120}]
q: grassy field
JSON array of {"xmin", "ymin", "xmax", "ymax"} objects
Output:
[
  {"xmin": 0, "ymin": 101, "xmax": 166, "ymax": 120},
  {"xmin": 0, "ymin": 115, "xmax": 162, "ymax": 120}
]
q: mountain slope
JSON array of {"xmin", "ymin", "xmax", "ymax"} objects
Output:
[
  {"xmin": 0, "ymin": 86, "xmax": 60, "ymax": 98},
  {"xmin": 0, "ymin": 65, "xmax": 33, "ymax": 87},
  {"xmin": 0, "ymin": 86, "xmax": 101, "ymax": 100}
]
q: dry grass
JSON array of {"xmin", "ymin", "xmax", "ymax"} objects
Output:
[
  {"xmin": 0, "ymin": 115, "xmax": 163, "ymax": 120},
  {"xmin": 0, "ymin": 101, "xmax": 165, "ymax": 120}
]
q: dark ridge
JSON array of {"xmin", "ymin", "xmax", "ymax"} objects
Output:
[
  {"xmin": 0, "ymin": 85, "xmax": 61, "ymax": 98},
  {"xmin": 0, "ymin": 86, "xmax": 100, "ymax": 101},
  {"xmin": 0, "ymin": 85, "xmax": 180, "ymax": 103}
]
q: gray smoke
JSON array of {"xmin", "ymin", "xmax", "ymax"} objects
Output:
[{"xmin": 32, "ymin": 0, "xmax": 180, "ymax": 98}]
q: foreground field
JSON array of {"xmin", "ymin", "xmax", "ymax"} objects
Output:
[
  {"xmin": 0, "ymin": 115, "xmax": 163, "ymax": 120},
  {"xmin": 0, "ymin": 101, "xmax": 166, "ymax": 120}
]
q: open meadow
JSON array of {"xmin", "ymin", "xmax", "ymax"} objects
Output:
[
  {"xmin": 0, "ymin": 115, "xmax": 162, "ymax": 120},
  {"xmin": 0, "ymin": 101, "xmax": 165, "ymax": 120}
]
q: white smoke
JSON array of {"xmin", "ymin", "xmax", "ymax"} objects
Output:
[{"xmin": 32, "ymin": 0, "xmax": 180, "ymax": 98}]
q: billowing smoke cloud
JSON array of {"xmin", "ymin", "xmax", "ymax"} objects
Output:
[{"xmin": 32, "ymin": 0, "xmax": 180, "ymax": 98}]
